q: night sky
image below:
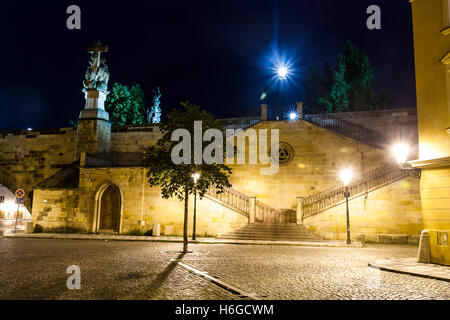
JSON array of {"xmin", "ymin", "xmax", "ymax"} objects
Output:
[{"xmin": 0, "ymin": 0, "xmax": 415, "ymax": 129}]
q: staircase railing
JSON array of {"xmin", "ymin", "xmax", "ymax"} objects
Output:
[
  {"xmin": 303, "ymin": 113, "xmax": 389, "ymax": 149},
  {"xmin": 206, "ymin": 184, "xmax": 284, "ymax": 222},
  {"xmin": 206, "ymin": 185, "xmax": 250, "ymax": 217},
  {"xmin": 255, "ymin": 200, "xmax": 283, "ymax": 223},
  {"xmin": 302, "ymin": 164, "xmax": 420, "ymax": 219}
]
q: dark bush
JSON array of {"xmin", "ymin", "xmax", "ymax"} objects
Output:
[{"xmin": 144, "ymin": 229, "xmax": 153, "ymax": 236}]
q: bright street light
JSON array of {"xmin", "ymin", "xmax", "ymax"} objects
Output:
[
  {"xmin": 288, "ymin": 112, "xmax": 298, "ymax": 121},
  {"xmin": 192, "ymin": 172, "xmax": 200, "ymax": 184},
  {"xmin": 340, "ymin": 168, "xmax": 353, "ymax": 245},
  {"xmin": 340, "ymin": 168, "xmax": 353, "ymax": 187},
  {"xmin": 392, "ymin": 143, "xmax": 410, "ymax": 165}
]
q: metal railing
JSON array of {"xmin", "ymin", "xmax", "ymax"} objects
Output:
[
  {"xmin": 303, "ymin": 113, "xmax": 389, "ymax": 149},
  {"xmin": 206, "ymin": 184, "xmax": 250, "ymax": 216},
  {"xmin": 85, "ymin": 152, "xmax": 144, "ymax": 167},
  {"xmin": 302, "ymin": 164, "xmax": 420, "ymax": 219}
]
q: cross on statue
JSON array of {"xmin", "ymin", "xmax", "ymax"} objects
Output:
[{"xmin": 87, "ymin": 41, "xmax": 108, "ymax": 68}]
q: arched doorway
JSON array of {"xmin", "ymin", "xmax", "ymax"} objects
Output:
[{"xmin": 99, "ymin": 185, "xmax": 121, "ymax": 233}]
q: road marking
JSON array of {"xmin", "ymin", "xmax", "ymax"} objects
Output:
[{"xmin": 173, "ymin": 259, "xmax": 261, "ymax": 300}]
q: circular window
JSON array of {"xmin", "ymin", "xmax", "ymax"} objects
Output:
[{"xmin": 271, "ymin": 142, "xmax": 294, "ymax": 166}]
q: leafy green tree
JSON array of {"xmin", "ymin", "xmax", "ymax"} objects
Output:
[
  {"xmin": 105, "ymin": 82, "xmax": 146, "ymax": 125},
  {"xmin": 341, "ymin": 41, "xmax": 376, "ymax": 111},
  {"xmin": 303, "ymin": 40, "xmax": 392, "ymax": 113},
  {"xmin": 321, "ymin": 55, "xmax": 350, "ymax": 113},
  {"xmin": 143, "ymin": 101, "xmax": 232, "ymax": 252}
]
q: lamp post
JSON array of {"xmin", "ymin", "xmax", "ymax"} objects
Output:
[
  {"xmin": 340, "ymin": 169, "xmax": 353, "ymax": 245},
  {"xmin": 191, "ymin": 173, "xmax": 200, "ymax": 240}
]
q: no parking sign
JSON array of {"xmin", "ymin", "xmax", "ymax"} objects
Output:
[{"xmin": 15, "ymin": 189, "xmax": 25, "ymax": 198}]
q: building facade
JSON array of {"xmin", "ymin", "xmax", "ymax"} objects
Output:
[{"xmin": 410, "ymin": 0, "xmax": 450, "ymax": 265}]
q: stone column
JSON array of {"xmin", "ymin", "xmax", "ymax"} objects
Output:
[
  {"xmin": 417, "ymin": 230, "xmax": 431, "ymax": 263},
  {"xmin": 248, "ymin": 197, "xmax": 256, "ymax": 224},
  {"xmin": 296, "ymin": 197, "xmax": 305, "ymax": 224},
  {"xmin": 260, "ymin": 104, "xmax": 268, "ymax": 121},
  {"xmin": 296, "ymin": 102, "xmax": 303, "ymax": 119},
  {"xmin": 75, "ymin": 89, "xmax": 111, "ymax": 160}
]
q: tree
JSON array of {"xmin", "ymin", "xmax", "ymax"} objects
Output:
[
  {"xmin": 321, "ymin": 55, "xmax": 350, "ymax": 113},
  {"xmin": 302, "ymin": 63, "xmax": 335, "ymax": 114},
  {"xmin": 105, "ymin": 82, "xmax": 146, "ymax": 125},
  {"xmin": 143, "ymin": 101, "xmax": 232, "ymax": 252},
  {"xmin": 303, "ymin": 40, "xmax": 392, "ymax": 113},
  {"xmin": 341, "ymin": 41, "xmax": 376, "ymax": 111}
]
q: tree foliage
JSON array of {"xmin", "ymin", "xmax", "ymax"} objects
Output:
[
  {"xmin": 105, "ymin": 82, "xmax": 146, "ymax": 125},
  {"xmin": 302, "ymin": 40, "xmax": 392, "ymax": 113},
  {"xmin": 143, "ymin": 101, "xmax": 232, "ymax": 252}
]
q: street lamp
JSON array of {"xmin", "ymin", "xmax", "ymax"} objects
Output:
[
  {"xmin": 392, "ymin": 143, "xmax": 410, "ymax": 167},
  {"xmin": 288, "ymin": 112, "xmax": 298, "ymax": 121},
  {"xmin": 191, "ymin": 172, "xmax": 200, "ymax": 240},
  {"xmin": 340, "ymin": 168, "xmax": 353, "ymax": 245}
]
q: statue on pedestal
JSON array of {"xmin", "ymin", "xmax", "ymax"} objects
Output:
[
  {"xmin": 147, "ymin": 87, "xmax": 162, "ymax": 124},
  {"xmin": 83, "ymin": 41, "xmax": 110, "ymax": 94}
]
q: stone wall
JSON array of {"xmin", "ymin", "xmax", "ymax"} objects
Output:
[
  {"xmin": 227, "ymin": 120, "xmax": 389, "ymax": 210},
  {"xmin": 46, "ymin": 167, "xmax": 248, "ymax": 236},
  {"xmin": 302, "ymin": 176, "xmax": 423, "ymax": 244},
  {"xmin": 110, "ymin": 126, "xmax": 161, "ymax": 152},
  {"xmin": 419, "ymin": 168, "xmax": 450, "ymax": 265},
  {"xmin": 32, "ymin": 188, "xmax": 82, "ymax": 230},
  {"xmin": 0, "ymin": 128, "xmax": 76, "ymax": 209}
]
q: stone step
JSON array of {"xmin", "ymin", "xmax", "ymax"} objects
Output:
[{"xmin": 217, "ymin": 223, "xmax": 325, "ymax": 242}]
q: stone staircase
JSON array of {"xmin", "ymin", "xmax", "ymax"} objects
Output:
[{"xmin": 217, "ymin": 223, "xmax": 324, "ymax": 242}]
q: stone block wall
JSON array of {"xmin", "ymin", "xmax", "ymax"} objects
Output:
[
  {"xmin": 302, "ymin": 176, "xmax": 423, "ymax": 243},
  {"xmin": 420, "ymin": 168, "xmax": 450, "ymax": 265},
  {"xmin": 32, "ymin": 188, "xmax": 82, "ymax": 230},
  {"xmin": 67, "ymin": 167, "xmax": 248, "ymax": 236},
  {"xmin": 75, "ymin": 119, "xmax": 111, "ymax": 158},
  {"xmin": 110, "ymin": 127, "xmax": 161, "ymax": 152},
  {"xmin": 227, "ymin": 120, "xmax": 389, "ymax": 211}
]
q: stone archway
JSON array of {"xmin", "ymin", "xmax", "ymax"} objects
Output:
[{"xmin": 97, "ymin": 184, "xmax": 121, "ymax": 233}]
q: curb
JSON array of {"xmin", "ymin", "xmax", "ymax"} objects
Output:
[
  {"xmin": 2, "ymin": 230, "xmax": 363, "ymax": 248},
  {"xmin": 368, "ymin": 263, "xmax": 450, "ymax": 283}
]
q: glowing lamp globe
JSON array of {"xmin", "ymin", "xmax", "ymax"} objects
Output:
[
  {"xmin": 289, "ymin": 112, "xmax": 298, "ymax": 120},
  {"xmin": 392, "ymin": 143, "xmax": 410, "ymax": 165},
  {"xmin": 340, "ymin": 169, "xmax": 353, "ymax": 187},
  {"xmin": 191, "ymin": 172, "xmax": 200, "ymax": 184}
]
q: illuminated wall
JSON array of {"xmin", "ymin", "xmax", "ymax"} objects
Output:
[{"xmin": 410, "ymin": 0, "xmax": 450, "ymax": 265}]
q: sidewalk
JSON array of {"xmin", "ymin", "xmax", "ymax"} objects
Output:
[
  {"xmin": 369, "ymin": 258, "xmax": 450, "ymax": 282},
  {"xmin": 2, "ymin": 229, "xmax": 363, "ymax": 248}
]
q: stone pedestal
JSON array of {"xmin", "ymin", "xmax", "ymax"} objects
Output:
[
  {"xmin": 25, "ymin": 221, "xmax": 33, "ymax": 234},
  {"xmin": 417, "ymin": 230, "xmax": 431, "ymax": 263},
  {"xmin": 296, "ymin": 197, "xmax": 305, "ymax": 224},
  {"xmin": 248, "ymin": 197, "xmax": 256, "ymax": 224},
  {"xmin": 260, "ymin": 104, "xmax": 268, "ymax": 121},
  {"xmin": 75, "ymin": 89, "xmax": 111, "ymax": 160},
  {"xmin": 152, "ymin": 224, "xmax": 161, "ymax": 237},
  {"xmin": 84, "ymin": 89, "xmax": 107, "ymax": 110}
]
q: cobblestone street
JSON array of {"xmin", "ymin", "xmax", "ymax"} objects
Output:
[{"xmin": 0, "ymin": 237, "xmax": 449, "ymax": 300}]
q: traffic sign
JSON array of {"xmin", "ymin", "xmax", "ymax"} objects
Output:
[
  {"xmin": 16, "ymin": 197, "xmax": 25, "ymax": 204},
  {"xmin": 15, "ymin": 189, "xmax": 25, "ymax": 198}
]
